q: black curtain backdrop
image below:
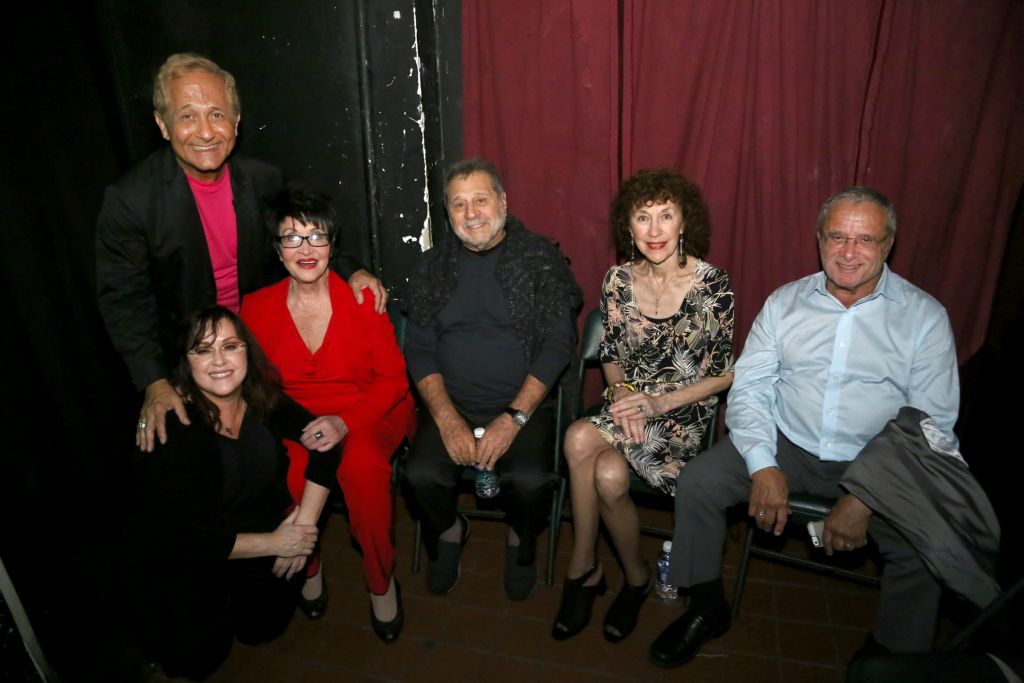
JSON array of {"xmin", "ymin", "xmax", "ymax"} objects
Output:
[{"xmin": 2, "ymin": 1, "xmax": 459, "ymax": 678}]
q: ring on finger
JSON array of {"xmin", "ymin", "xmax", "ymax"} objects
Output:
[
  {"xmin": 313, "ymin": 430, "xmax": 324, "ymax": 440},
  {"xmin": 757, "ymin": 511, "xmax": 765, "ymax": 517},
  {"xmin": 137, "ymin": 421, "xmax": 147, "ymax": 430}
]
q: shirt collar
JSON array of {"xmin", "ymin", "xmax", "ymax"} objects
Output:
[{"xmin": 806, "ymin": 264, "xmax": 903, "ymax": 306}]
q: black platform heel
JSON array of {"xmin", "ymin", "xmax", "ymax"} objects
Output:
[
  {"xmin": 551, "ymin": 562, "xmax": 607, "ymax": 641},
  {"xmin": 603, "ymin": 564, "xmax": 653, "ymax": 642}
]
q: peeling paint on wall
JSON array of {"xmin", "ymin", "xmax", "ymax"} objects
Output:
[{"xmin": 411, "ymin": 2, "xmax": 433, "ymax": 252}]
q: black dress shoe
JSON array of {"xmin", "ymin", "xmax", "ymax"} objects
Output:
[
  {"xmin": 649, "ymin": 605, "xmax": 730, "ymax": 668},
  {"xmin": 370, "ymin": 580, "xmax": 404, "ymax": 643}
]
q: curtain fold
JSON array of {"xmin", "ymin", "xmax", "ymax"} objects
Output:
[{"xmin": 462, "ymin": 0, "xmax": 1024, "ymax": 360}]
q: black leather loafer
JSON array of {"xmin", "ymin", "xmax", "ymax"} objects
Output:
[{"xmin": 649, "ymin": 606, "xmax": 730, "ymax": 668}]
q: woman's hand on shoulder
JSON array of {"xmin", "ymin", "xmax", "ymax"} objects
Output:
[{"xmin": 300, "ymin": 415, "xmax": 349, "ymax": 451}]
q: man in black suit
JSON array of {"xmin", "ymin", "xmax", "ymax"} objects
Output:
[{"xmin": 97, "ymin": 53, "xmax": 385, "ymax": 451}]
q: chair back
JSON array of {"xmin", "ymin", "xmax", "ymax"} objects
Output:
[
  {"xmin": 574, "ymin": 308, "xmax": 604, "ymax": 418},
  {"xmin": 388, "ymin": 305, "xmax": 407, "ymax": 350}
]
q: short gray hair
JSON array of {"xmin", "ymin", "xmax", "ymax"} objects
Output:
[{"xmin": 817, "ymin": 186, "xmax": 897, "ymax": 236}]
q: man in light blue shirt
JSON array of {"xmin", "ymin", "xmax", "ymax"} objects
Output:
[{"xmin": 650, "ymin": 187, "xmax": 959, "ymax": 669}]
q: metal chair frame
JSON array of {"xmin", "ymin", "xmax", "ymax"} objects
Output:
[{"xmin": 731, "ymin": 493, "xmax": 881, "ymax": 618}]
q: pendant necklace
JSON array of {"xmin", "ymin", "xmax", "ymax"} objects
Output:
[{"xmin": 648, "ymin": 272, "xmax": 670, "ymax": 316}]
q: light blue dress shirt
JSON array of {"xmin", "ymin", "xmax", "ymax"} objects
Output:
[{"xmin": 727, "ymin": 266, "xmax": 959, "ymax": 476}]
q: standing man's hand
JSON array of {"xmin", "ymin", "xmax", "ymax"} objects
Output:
[
  {"xmin": 137, "ymin": 378, "xmax": 188, "ymax": 452},
  {"xmin": 822, "ymin": 494, "xmax": 872, "ymax": 556},
  {"xmin": 347, "ymin": 269, "xmax": 388, "ymax": 313},
  {"xmin": 475, "ymin": 414, "xmax": 519, "ymax": 470},
  {"xmin": 748, "ymin": 466, "xmax": 789, "ymax": 535}
]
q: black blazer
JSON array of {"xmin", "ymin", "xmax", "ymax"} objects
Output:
[{"xmin": 96, "ymin": 148, "xmax": 361, "ymax": 389}]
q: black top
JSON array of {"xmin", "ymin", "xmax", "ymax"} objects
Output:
[
  {"xmin": 405, "ymin": 239, "xmax": 574, "ymax": 407},
  {"xmin": 405, "ymin": 215, "xmax": 582, "ymax": 403},
  {"xmin": 133, "ymin": 393, "xmax": 340, "ymax": 577}
]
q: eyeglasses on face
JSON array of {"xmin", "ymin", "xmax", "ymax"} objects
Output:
[
  {"xmin": 277, "ymin": 233, "xmax": 330, "ymax": 248},
  {"xmin": 819, "ymin": 231, "xmax": 889, "ymax": 249},
  {"xmin": 187, "ymin": 341, "xmax": 247, "ymax": 358}
]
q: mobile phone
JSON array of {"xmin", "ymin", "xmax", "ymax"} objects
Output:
[{"xmin": 807, "ymin": 520, "xmax": 824, "ymax": 548}]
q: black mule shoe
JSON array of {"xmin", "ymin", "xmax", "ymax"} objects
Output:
[
  {"xmin": 551, "ymin": 563, "xmax": 607, "ymax": 641},
  {"xmin": 603, "ymin": 566, "xmax": 653, "ymax": 642},
  {"xmin": 298, "ymin": 574, "xmax": 328, "ymax": 620},
  {"xmin": 370, "ymin": 579, "xmax": 404, "ymax": 643}
]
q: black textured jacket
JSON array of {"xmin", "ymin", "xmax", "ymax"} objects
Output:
[{"xmin": 405, "ymin": 215, "xmax": 583, "ymax": 395}]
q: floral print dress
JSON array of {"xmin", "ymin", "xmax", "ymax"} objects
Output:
[{"xmin": 588, "ymin": 260, "xmax": 735, "ymax": 495}]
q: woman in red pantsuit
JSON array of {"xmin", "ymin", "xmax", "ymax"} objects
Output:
[{"xmin": 242, "ymin": 183, "xmax": 415, "ymax": 643}]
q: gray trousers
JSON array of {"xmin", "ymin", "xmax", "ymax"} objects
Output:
[{"xmin": 669, "ymin": 432, "xmax": 942, "ymax": 652}]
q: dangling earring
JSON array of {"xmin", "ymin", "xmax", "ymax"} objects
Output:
[
  {"xmin": 631, "ymin": 238, "xmax": 636, "ymax": 261},
  {"xmin": 678, "ymin": 234, "xmax": 687, "ymax": 267}
]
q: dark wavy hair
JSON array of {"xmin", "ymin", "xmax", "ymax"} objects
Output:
[
  {"xmin": 172, "ymin": 306, "xmax": 280, "ymax": 433},
  {"xmin": 263, "ymin": 182, "xmax": 340, "ymax": 255},
  {"xmin": 610, "ymin": 168, "xmax": 711, "ymax": 262}
]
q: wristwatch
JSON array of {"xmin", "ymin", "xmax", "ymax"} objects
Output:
[{"xmin": 504, "ymin": 407, "xmax": 530, "ymax": 427}]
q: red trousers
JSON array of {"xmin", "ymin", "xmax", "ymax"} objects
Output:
[{"xmin": 284, "ymin": 399, "xmax": 415, "ymax": 595}]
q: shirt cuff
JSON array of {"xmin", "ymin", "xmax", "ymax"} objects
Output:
[{"xmin": 740, "ymin": 445, "xmax": 778, "ymax": 477}]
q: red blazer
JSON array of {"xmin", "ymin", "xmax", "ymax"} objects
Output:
[{"xmin": 241, "ymin": 272, "xmax": 413, "ymax": 434}]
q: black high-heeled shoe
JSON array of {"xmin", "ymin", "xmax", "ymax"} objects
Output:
[
  {"xmin": 603, "ymin": 565, "xmax": 653, "ymax": 642},
  {"xmin": 370, "ymin": 579, "xmax": 404, "ymax": 643},
  {"xmin": 551, "ymin": 562, "xmax": 607, "ymax": 641},
  {"xmin": 298, "ymin": 573, "xmax": 328, "ymax": 620}
]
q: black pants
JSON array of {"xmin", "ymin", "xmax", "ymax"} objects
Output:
[
  {"xmin": 402, "ymin": 403, "xmax": 557, "ymax": 565},
  {"xmin": 140, "ymin": 557, "xmax": 300, "ymax": 680}
]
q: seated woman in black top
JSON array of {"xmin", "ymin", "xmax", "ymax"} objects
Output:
[{"xmin": 131, "ymin": 306, "xmax": 340, "ymax": 680}]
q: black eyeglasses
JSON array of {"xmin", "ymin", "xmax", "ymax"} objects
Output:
[{"xmin": 277, "ymin": 233, "xmax": 331, "ymax": 248}]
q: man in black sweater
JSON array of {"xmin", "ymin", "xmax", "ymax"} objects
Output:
[{"xmin": 402, "ymin": 158, "xmax": 581, "ymax": 601}]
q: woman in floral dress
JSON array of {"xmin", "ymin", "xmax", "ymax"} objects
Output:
[{"xmin": 552, "ymin": 169, "xmax": 734, "ymax": 643}]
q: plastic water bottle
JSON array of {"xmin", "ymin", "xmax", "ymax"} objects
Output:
[
  {"xmin": 472, "ymin": 427, "xmax": 499, "ymax": 498},
  {"xmin": 655, "ymin": 540, "xmax": 678, "ymax": 602}
]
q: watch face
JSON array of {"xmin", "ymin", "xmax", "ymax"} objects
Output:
[{"xmin": 513, "ymin": 411, "xmax": 529, "ymax": 426}]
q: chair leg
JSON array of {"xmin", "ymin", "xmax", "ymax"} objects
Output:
[
  {"xmin": 546, "ymin": 479, "xmax": 565, "ymax": 586},
  {"xmin": 731, "ymin": 525, "xmax": 756, "ymax": 619},
  {"xmin": 412, "ymin": 520, "xmax": 422, "ymax": 574}
]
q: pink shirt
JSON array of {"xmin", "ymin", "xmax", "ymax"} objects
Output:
[{"xmin": 187, "ymin": 166, "xmax": 240, "ymax": 312}]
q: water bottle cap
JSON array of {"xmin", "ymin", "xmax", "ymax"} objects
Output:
[
  {"xmin": 662, "ymin": 541, "xmax": 672, "ymax": 552},
  {"xmin": 473, "ymin": 427, "xmax": 485, "ymax": 439}
]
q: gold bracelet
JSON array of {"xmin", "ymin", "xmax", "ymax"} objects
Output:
[{"xmin": 602, "ymin": 381, "xmax": 637, "ymax": 402}]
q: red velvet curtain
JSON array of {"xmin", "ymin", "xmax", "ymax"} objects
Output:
[{"xmin": 462, "ymin": 0, "xmax": 1024, "ymax": 360}]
